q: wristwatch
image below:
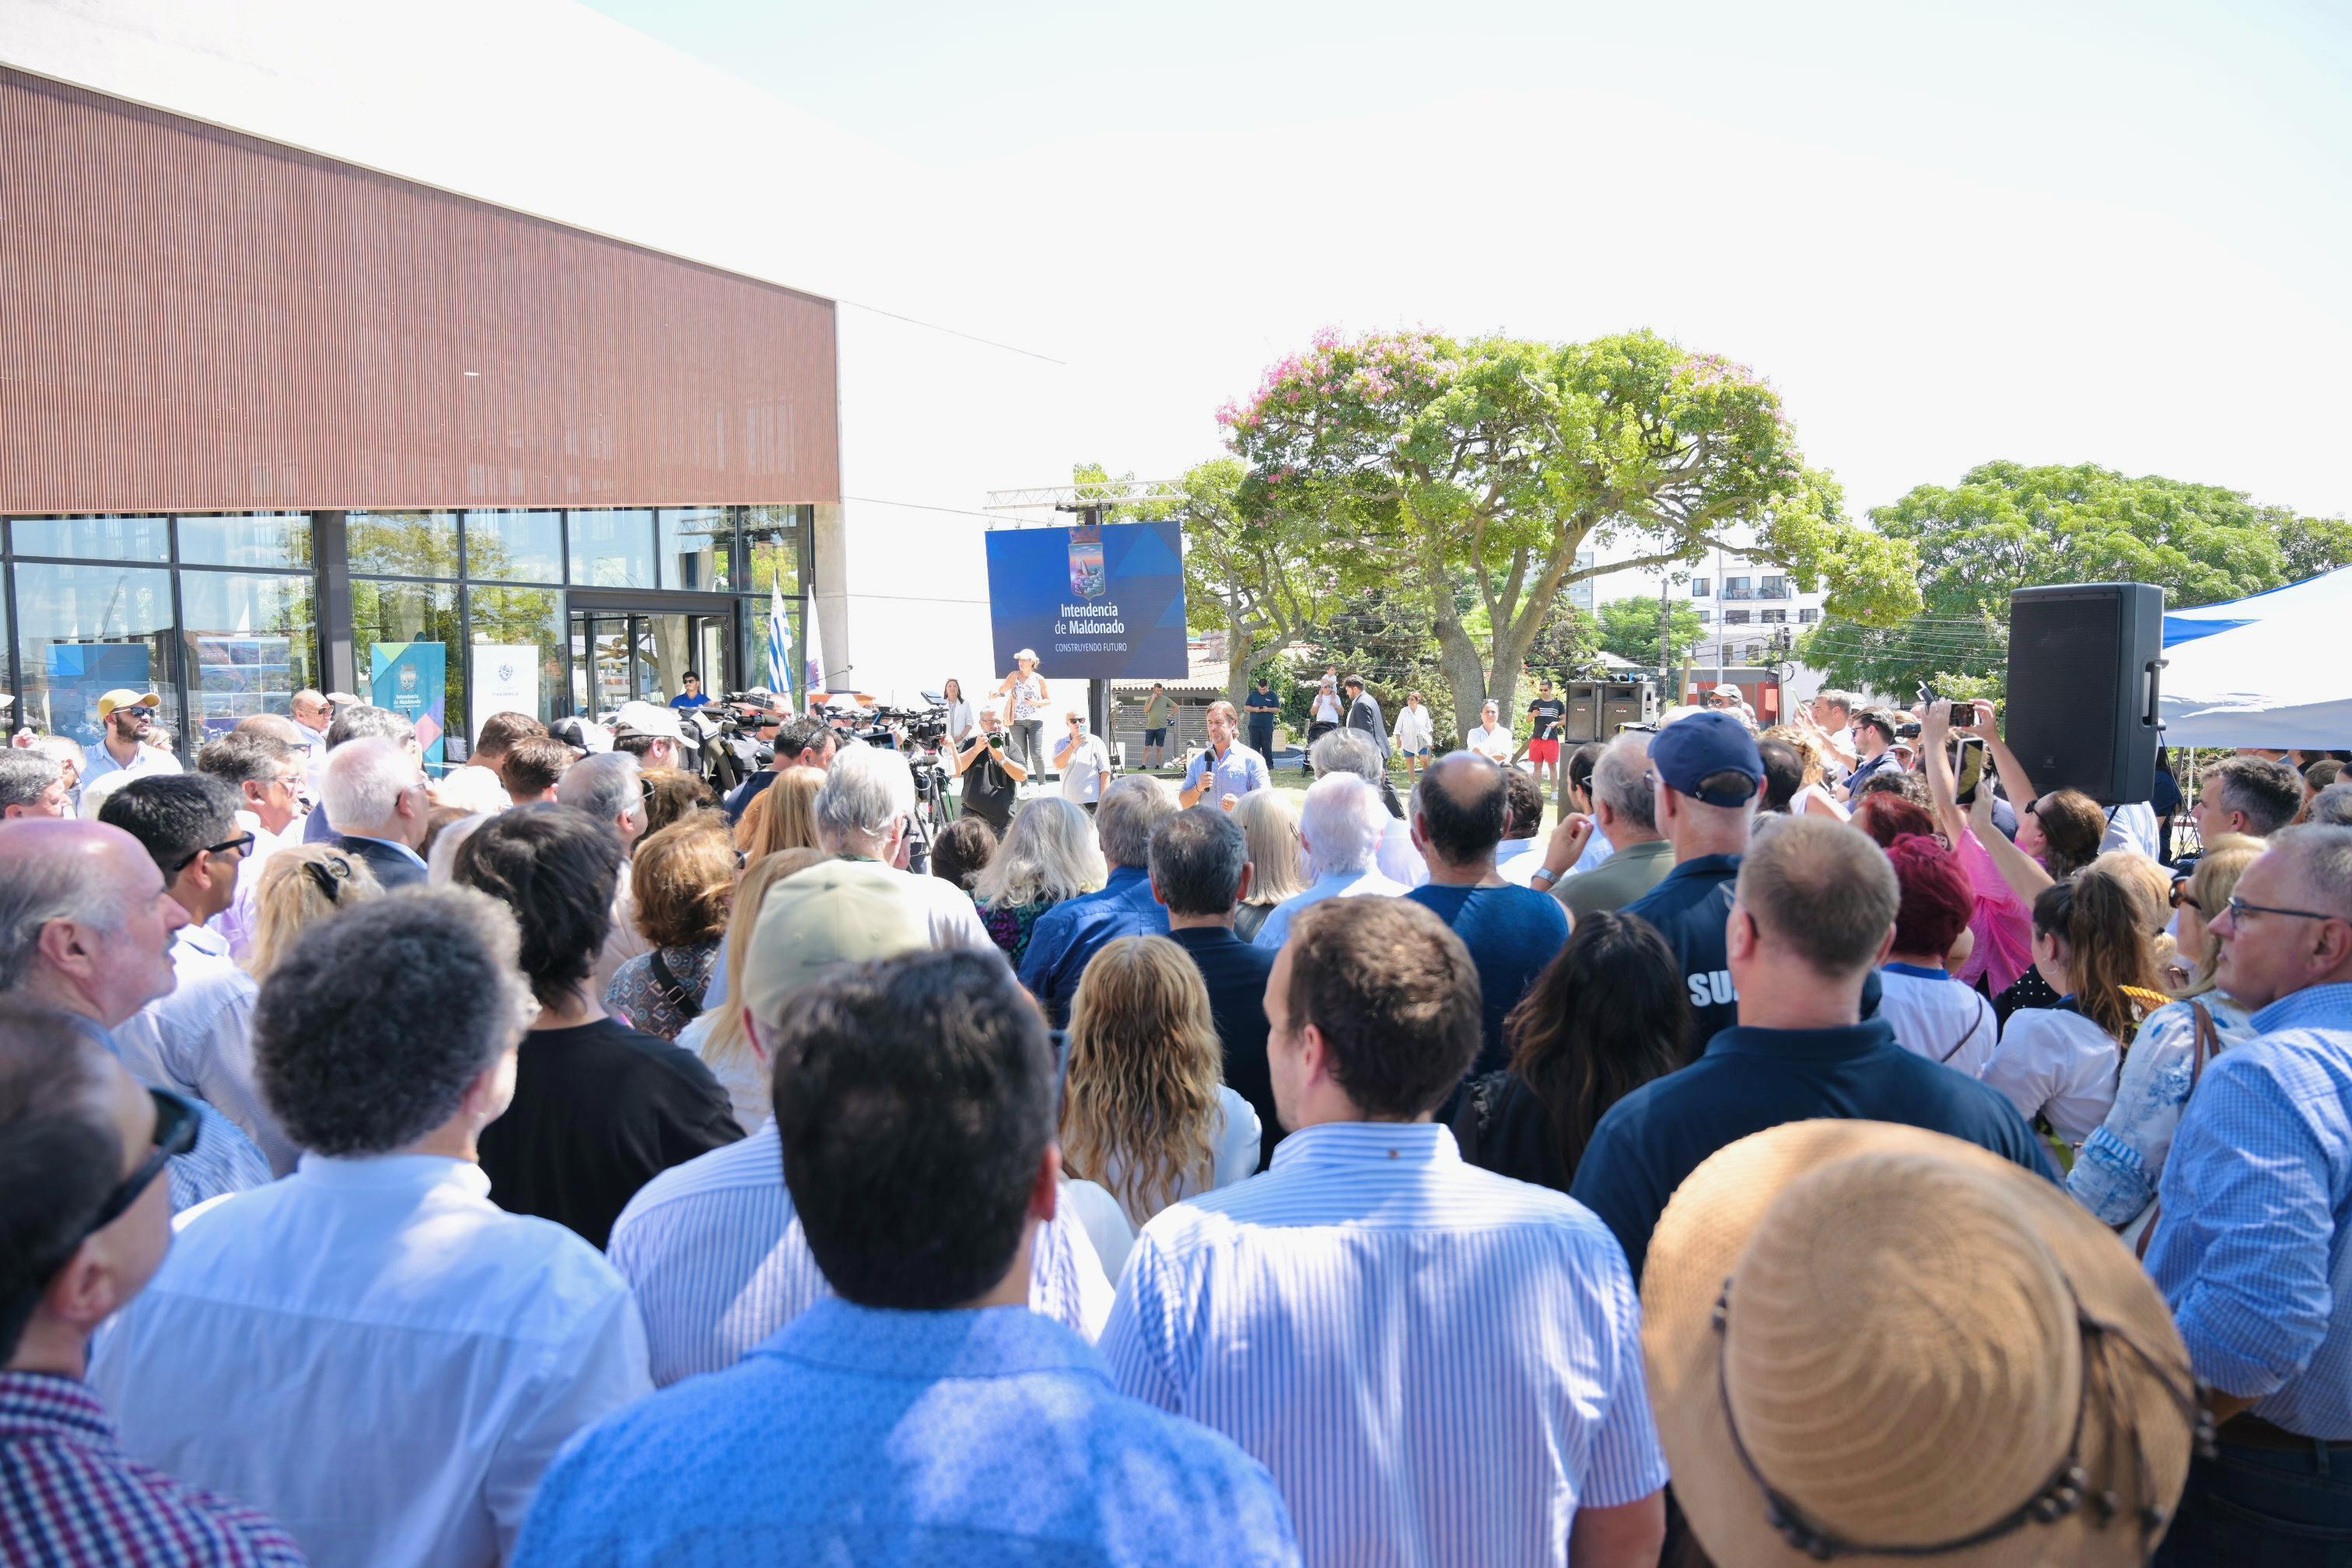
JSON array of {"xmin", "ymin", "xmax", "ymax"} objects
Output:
[{"xmin": 1529, "ymin": 866, "xmax": 1561, "ymax": 887}]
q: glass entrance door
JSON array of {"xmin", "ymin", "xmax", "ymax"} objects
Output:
[{"xmin": 568, "ymin": 606, "xmax": 732, "ymax": 717}]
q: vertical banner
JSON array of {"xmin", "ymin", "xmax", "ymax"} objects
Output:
[
  {"xmin": 982, "ymin": 520, "xmax": 1188, "ymax": 679},
  {"xmin": 371, "ymin": 642, "xmax": 448, "ymax": 765},
  {"xmin": 471, "ymin": 646, "xmax": 541, "ymax": 743}
]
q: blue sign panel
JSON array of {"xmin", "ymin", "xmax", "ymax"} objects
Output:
[{"xmin": 983, "ymin": 520, "xmax": 1189, "ymax": 680}]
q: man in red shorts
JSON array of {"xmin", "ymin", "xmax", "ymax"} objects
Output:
[{"xmin": 1519, "ymin": 677, "xmax": 1568, "ymax": 800}]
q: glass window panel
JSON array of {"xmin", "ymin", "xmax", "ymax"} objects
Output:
[
  {"xmin": 660, "ymin": 506, "xmax": 731, "ymax": 592},
  {"xmin": 348, "ymin": 511, "xmax": 458, "ymax": 578},
  {"xmin": 11, "ymin": 514, "xmax": 173, "ymax": 562},
  {"xmin": 177, "ymin": 572, "xmax": 317, "ymax": 744},
  {"xmin": 568, "ymin": 509, "xmax": 654, "ymax": 589},
  {"xmin": 177, "ymin": 513, "xmax": 315, "ymax": 570},
  {"xmin": 12, "ymin": 562, "xmax": 183, "ymax": 752},
  {"xmin": 464, "ymin": 509, "xmax": 565, "ymax": 584},
  {"xmin": 743, "ymin": 505, "xmax": 803, "ymax": 596},
  {"xmin": 350, "ymin": 579, "xmax": 462, "ymax": 768},
  {"xmin": 736, "ymin": 600, "xmax": 801, "ymax": 702},
  {"xmin": 469, "ymin": 586, "xmax": 565, "ymax": 733}
]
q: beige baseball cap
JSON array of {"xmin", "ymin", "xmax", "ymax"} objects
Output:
[
  {"xmin": 741, "ymin": 858, "xmax": 934, "ymax": 1024},
  {"xmin": 96, "ymin": 688, "xmax": 160, "ymax": 719}
]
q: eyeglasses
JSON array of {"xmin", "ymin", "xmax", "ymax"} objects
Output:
[
  {"xmin": 303, "ymin": 852, "xmax": 357, "ymax": 904},
  {"xmin": 169, "ymin": 831, "xmax": 254, "ymax": 874},
  {"xmin": 83, "ymin": 1088, "xmax": 199, "ymax": 1238},
  {"xmin": 2168, "ymin": 878, "xmax": 2201, "ymax": 912},
  {"xmin": 2224, "ymin": 895, "xmax": 2350, "ymax": 926}
]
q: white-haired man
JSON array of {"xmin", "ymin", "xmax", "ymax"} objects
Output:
[
  {"xmin": 320, "ymin": 736, "xmax": 429, "ymax": 889},
  {"xmin": 559, "ymin": 753, "xmax": 650, "ymax": 992},
  {"xmin": 1253, "ymin": 774, "xmax": 1405, "ymax": 950},
  {"xmin": 814, "ymin": 744, "xmax": 992, "ymax": 953}
]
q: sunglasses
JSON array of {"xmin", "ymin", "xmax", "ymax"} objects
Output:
[
  {"xmin": 84, "ymin": 1088, "xmax": 200, "ymax": 1237},
  {"xmin": 170, "ymin": 831, "xmax": 255, "ymax": 875},
  {"xmin": 2168, "ymin": 878, "xmax": 2200, "ymax": 913},
  {"xmin": 303, "ymin": 852, "xmax": 358, "ymax": 904}
]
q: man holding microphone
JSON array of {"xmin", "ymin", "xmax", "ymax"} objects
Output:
[{"xmin": 1178, "ymin": 702, "xmax": 1270, "ymax": 812}]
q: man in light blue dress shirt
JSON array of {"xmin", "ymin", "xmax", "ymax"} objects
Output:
[
  {"xmin": 1102, "ymin": 896, "xmax": 1668, "ymax": 1568},
  {"xmin": 1176, "ymin": 701, "xmax": 1271, "ymax": 810},
  {"xmin": 2147, "ymin": 825, "xmax": 2352, "ymax": 1563},
  {"xmin": 0, "ymin": 817, "xmax": 270, "ymax": 1213},
  {"xmin": 515, "ymin": 950, "xmax": 1300, "ymax": 1566}
]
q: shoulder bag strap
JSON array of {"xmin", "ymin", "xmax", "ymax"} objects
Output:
[
  {"xmin": 645, "ymin": 949, "xmax": 704, "ymax": 1022},
  {"xmin": 2137, "ymin": 1000, "xmax": 2221, "ymax": 1262},
  {"xmin": 1939, "ymin": 993, "xmax": 1992, "ymax": 1066}
]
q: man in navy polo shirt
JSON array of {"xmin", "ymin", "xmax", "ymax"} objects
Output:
[
  {"xmin": 1570, "ymin": 816, "xmax": 2051, "ymax": 1280},
  {"xmin": 1620, "ymin": 711, "xmax": 1765, "ymax": 1055}
]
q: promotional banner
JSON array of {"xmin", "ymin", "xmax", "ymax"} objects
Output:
[
  {"xmin": 190, "ymin": 635, "xmax": 293, "ymax": 738},
  {"xmin": 982, "ymin": 520, "xmax": 1188, "ymax": 680},
  {"xmin": 43, "ymin": 643, "xmax": 156, "ymax": 744},
  {"xmin": 471, "ymin": 646, "xmax": 541, "ymax": 743},
  {"xmin": 370, "ymin": 642, "xmax": 448, "ymax": 765}
]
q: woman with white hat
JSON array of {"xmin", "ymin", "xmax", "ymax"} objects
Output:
[{"xmin": 990, "ymin": 649, "xmax": 1050, "ymax": 780}]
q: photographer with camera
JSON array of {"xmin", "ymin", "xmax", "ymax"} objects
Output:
[
  {"xmin": 1052, "ymin": 709, "xmax": 1115, "ymax": 814},
  {"xmin": 954, "ymin": 707, "xmax": 1027, "ymax": 835}
]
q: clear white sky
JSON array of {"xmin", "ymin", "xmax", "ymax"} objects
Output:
[{"xmin": 585, "ymin": 0, "xmax": 2352, "ymax": 522}]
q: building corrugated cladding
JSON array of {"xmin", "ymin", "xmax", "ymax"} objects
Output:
[{"xmin": 0, "ymin": 65, "xmax": 842, "ymax": 514}]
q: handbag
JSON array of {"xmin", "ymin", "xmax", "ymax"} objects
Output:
[
  {"xmin": 645, "ymin": 949, "xmax": 705, "ymax": 1024},
  {"xmin": 2126, "ymin": 1000, "xmax": 2219, "ymax": 1260}
]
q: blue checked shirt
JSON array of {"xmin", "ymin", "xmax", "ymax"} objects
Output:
[
  {"xmin": 512, "ymin": 1299, "xmax": 1300, "ymax": 1566},
  {"xmin": 2147, "ymin": 982, "xmax": 2352, "ymax": 1437},
  {"xmin": 64, "ymin": 1012, "xmax": 271, "ymax": 1214},
  {"xmin": 1101, "ymin": 1122, "xmax": 1668, "ymax": 1567}
]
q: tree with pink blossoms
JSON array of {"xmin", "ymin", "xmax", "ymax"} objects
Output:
[{"xmin": 1219, "ymin": 327, "xmax": 1920, "ymax": 726}]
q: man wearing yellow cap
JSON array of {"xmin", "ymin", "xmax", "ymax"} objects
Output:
[{"xmin": 79, "ymin": 689, "xmax": 181, "ymax": 793}]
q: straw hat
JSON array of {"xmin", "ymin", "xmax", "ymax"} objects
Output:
[{"xmin": 1644, "ymin": 1120, "xmax": 2205, "ymax": 1566}]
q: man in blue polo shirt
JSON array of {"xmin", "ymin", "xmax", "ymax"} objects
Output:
[
  {"xmin": 1570, "ymin": 816, "xmax": 2051, "ymax": 1279},
  {"xmin": 1621, "ymin": 711, "xmax": 1763, "ymax": 1055},
  {"xmin": 1018, "ymin": 776, "xmax": 1178, "ymax": 1026},
  {"xmin": 1177, "ymin": 702, "xmax": 1270, "ymax": 812}
]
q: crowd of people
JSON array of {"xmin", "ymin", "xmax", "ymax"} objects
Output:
[{"xmin": 2, "ymin": 672, "xmax": 2350, "ymax": 1567}]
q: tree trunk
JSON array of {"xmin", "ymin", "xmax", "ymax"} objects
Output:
[
  {"xmin": 1433, "ymin": 612, "xmax": 1488, "ymax": 747},
  {"xmin": 1224, "ymin": 621, "xmax": 1261, "ymax": 712}
]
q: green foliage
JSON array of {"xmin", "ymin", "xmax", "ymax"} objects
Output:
[
  {"xmin": 1160, "ymin": 456, "xmax": 1333, "ymax": 706},
  {"xmin": 1295, "ymin": 586, "xmax": 1454, "ymax": 740},
  {"xmin": 1220, "ymin": 327, "xmax": 1921, "ymax": 728},
  {"xmin": 1594, "ymin": 596, "xmax": 1706, "ymax": 671},
  {"xmin": 1803, "ymin": 461, "xmax": 2352, "ymax": 698}
]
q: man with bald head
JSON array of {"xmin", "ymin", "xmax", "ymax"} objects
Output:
[
  {"xmin": 2145, "ymin": 826, "xmax": 2352, "ymax": 1559},
  {"xmin": 0, "ymin": 819, "xmax": 271, "ymax": 1211}
]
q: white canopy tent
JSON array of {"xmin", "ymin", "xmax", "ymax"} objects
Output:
[{"xmin": 2157, "ymin": 566, "xmax": 2352, "ymax": 747}]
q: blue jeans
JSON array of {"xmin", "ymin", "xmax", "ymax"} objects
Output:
[{"xmin": 2156, "ymin": 1437, "xmax": 2352, "ymax": 1566}]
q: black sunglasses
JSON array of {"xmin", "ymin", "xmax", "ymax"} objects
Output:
[
  {"xmin": 170, "ymin": 831, "xmax": 255, "ymax": 875},
  {"xmin": 303, "ymin": 852, "xmax": 358, "ymax": 904},
  {"xmin": 84, "ymin": 1088, "xmax": 200, "ymax": 1237}
]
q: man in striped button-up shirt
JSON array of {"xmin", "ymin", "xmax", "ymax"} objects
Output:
[{"xmin": 1101, "ymin": 896, "xmax": 1668, "ymax": 1568}]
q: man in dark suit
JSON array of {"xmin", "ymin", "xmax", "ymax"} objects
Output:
[
  {"xmin": 1149, "ymin": 805, "xmax": 1283, "ymax": 1170},
  {"xmin": 317, "ymin": 735, "xmax": 430, "ymax": 888}
]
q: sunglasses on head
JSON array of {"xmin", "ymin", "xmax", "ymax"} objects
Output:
[{"xmin": 303, "ymin": 852, "xmax": 357, "ymax": 903}]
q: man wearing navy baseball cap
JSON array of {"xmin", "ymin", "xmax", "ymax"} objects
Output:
[{"xmin": 1619, "ymin": 710, "xmax": 1765, "ymax": 1053}]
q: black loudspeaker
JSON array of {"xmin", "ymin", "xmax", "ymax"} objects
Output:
[
  {"xmin": 2006, "ymin": 583, "xmax": 2165, "ymax": 806},
  {"xmin": 1562, "ymin": 682, "xmax": 1603, "ymax": 743},
  {"xmin": 1601, "ymin": 682, "xmax": 1654, "ymax": 736}
]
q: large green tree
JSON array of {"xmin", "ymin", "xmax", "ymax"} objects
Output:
[
  {"xmin": 1594, "ymin": 595, "xmax": 1707, "ymax": 671},
  {"xmin": 1167, "ymin": 457, "xmax": 1333, "ymax": 708},
  {"xmin": 1220, "ymin": 328, "xmax": 1920, "ymax": 727},
  {"xmin": 1800, "ymin": 460, "xmax": 2352, "ymax": 696}
]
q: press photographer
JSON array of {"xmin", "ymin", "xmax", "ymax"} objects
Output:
[{"xmin": 954, "ymin": 706, "xmax": 1027, "ymax": 833}]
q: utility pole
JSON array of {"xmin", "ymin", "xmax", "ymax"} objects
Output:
[{"xmin": 1656, "ymin": 574, "xmax": 1674, "ymax": 702}]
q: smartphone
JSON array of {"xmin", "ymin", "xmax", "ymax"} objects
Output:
[
  {"xmin": 1953, "ymin": 737, "xmax": 1986, "ymax": 805},
  {"xmin": 1950, "ymin": 700, "xmax": 1979, "ymax": 728}
]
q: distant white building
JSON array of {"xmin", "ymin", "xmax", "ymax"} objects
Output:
[{"xmin": 1577, "ymin": 531, "xmax": 1832, "ymax": 704}]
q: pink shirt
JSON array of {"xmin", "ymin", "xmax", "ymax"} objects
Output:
[{"xmin": 1952, "ymin": 827, "xmax": 2034, "ymax": 996}]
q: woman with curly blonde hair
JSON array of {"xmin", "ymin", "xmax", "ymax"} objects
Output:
[
  {"xmin": 1059, "ymin": 935, "xmax": 1262, "ymax": 1229},
  {"xmin": 246, "ymin": 843, "xmax": 385, "ymax": 981},
  {"xmin": 735, "ymin": 765, "xmax": 824, "ymax": 863}
]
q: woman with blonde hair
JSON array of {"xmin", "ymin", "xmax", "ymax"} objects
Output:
[
  {"xmin": 735, "ymin": 765, "xmax": 824, "ymax": 862},
  {"xmin": 605, "ymin": 819, "xmax": 737, "ymax": 1041},
  {"xmin": 1230, "ymin": 788, "xmax": 1306, "ymax": 945},
  {"xmin": 683, "ymin": 846, "xmax": 832, "ymax": 1130},
  {"xmin": 2067, "ymin": 834, "xmax": 2265, "ymax": 1234},
  {"xmin": 969, "ymin": 796, "xmax": 1104, "ymax": 964},
  {"xmin": 246, "ymin": 843, "xmax": 384, "ymax": 980},
  {"xmin": 1059, "ymin": 935, "xmax": 1262, "ymax": 1230}
]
